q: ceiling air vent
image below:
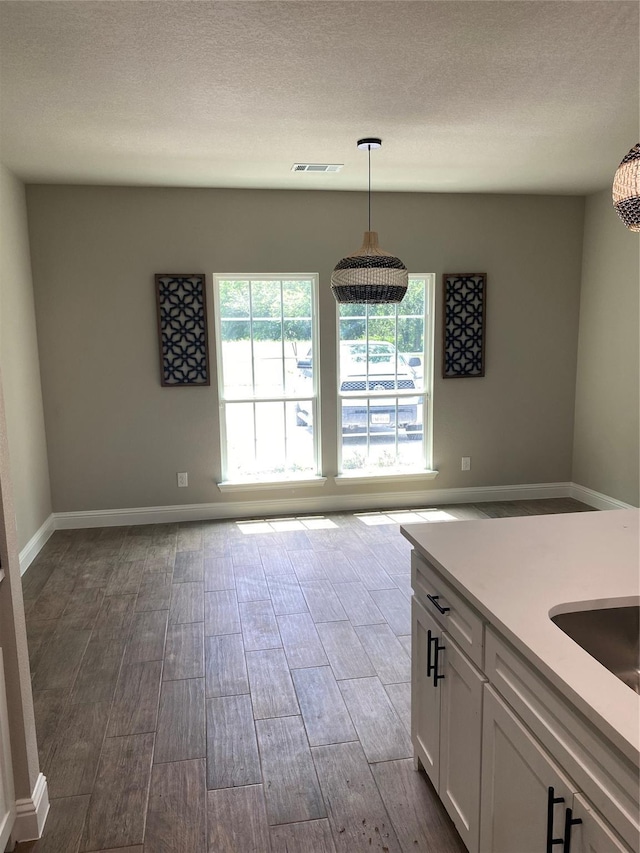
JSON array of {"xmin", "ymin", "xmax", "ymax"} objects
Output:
[{"xmin": 292, "ymin": 163, "xmax": 344, "ymax": 173}]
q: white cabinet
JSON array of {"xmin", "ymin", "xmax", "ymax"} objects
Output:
[
  {"xmin": 568, "ymin": 793, "xmax": 630, "ymax": 853},
  {"xmin": 412, "ymin": 596, "xmax": 485, "ymax": 852},
  {"xmin": 412, "ymin": 597, "xmax": 440, "ymax": 778},
  {"xmin": 0, "ymin": 649, "xmax": 16, "ymax": 851},
  {"xmin": 481, "ymin": 687, "xmax": 631, "ymax": 853},
  {"xmin": 410, "ymin": 549, "xmax": 636, "ymax": 853},
  {"xmin": 480, "ymin": 686, "xmax": 576, "ymax": 853}
]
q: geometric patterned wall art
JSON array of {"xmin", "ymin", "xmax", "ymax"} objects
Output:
[
  {"xmin": 155, "ymin": 274, "xmax": 210, "ymax": 386},
  {"xmin": 442, "ymin": 273, "xmax": 486, "ymax": 378}
]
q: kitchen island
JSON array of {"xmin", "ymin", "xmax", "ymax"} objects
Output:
[{"xmin": 401, "ymin": 509, "xmax": 639, "ymax": 853}]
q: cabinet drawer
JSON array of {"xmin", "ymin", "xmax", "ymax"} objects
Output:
[
  {"xmin": 412, "ymin": 550, "xmax": 484, "ymax": 669},
  {"xmin": 485, "ymin": 628, "xmax": 639, "ymax": 853}
]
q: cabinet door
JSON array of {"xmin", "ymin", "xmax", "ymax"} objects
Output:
[
  {"xmin": 439, "ymin": 634, "xmax": 485, "ymax": 853},
  {"xmin": 480, "ymin": 686, "xmax": 575, "ymax": 853},
  {"xmin": 0, "ymin": 649, "xmax": 15, "ymax": 851},
  {"xmin": 411, "ymin": 596, "xmax": 441, "ymax": 784},
  {"xmin": 567, "ymin": 793, "xmax": 631, "ymax": 853}
]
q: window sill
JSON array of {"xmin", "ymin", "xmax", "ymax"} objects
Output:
[
  {"xmin": 218, "ymin": 476, "xmax": 327, "ymax": 492},
  {"xmin": 334, "ymin": 470, "xmax": 439, "ymax": 486}
]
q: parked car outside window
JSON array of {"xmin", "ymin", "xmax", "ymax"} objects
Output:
[{"xmin": 296, "ymin": 340, "xmax": 422, "ymax": 438}]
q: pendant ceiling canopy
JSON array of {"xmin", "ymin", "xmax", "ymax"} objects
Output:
[{"xmin": 331, "ymin": 138, "xmax": 408, "ymax": 304}]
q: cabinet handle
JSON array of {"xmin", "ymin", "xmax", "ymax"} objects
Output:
[
  {"xmin": 432, "ymin": 636, "xmax": 445, "ymax": 687},
  {"xmin": 426, "ymin": 629, "xmax": 435, "ymax": 677},
  {"xmin": 426, "ymin": 594, "xmax": 450, "ymax": 615},
  {"xmin": 562, "ymin": 807, "xmax": 582, "ymax": 853},
  {"xmin": 546, "ymin": 787, "xmax": 565, "ymax": 852}
]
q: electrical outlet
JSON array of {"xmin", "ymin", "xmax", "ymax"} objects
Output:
[
  {"xmin": 177, "ymin": 472, "xmax": 188, "ymax": 487},
  {"xmin": 461, "ymin": 457, "xmax": 471, "ymax": 471}
]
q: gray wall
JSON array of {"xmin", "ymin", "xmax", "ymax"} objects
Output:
[
  {"xmin": 0, "ymin": 163, "xmax": 44, "ymax": 809},
  {"xmin": 0, "ymin": 165, "xmax": 52, "ymax": 549},
  {"xmin": 26, "ymin": 185, "xmax": 585, "ymax": 513},
  {"xmin": 573, "ymin": 189, "xmax": 640, "ymax": 506}
]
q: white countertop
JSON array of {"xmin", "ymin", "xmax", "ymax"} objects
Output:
[{"xmin": 401, "ymin": 509, "xmax": 640, "ymax": 766}]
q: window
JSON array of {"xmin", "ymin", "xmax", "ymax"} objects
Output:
[
  {"xmin": 214, "ymin": 275, "xmax": 320, "ymax": 483},
  {"xmin": 337, "ymin": 275, "xmax": 434, "ymax": 476}
]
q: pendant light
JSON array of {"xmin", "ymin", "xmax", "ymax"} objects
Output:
[
  {"xmin": 612, "ymin": 143, "xmax": 640, "ymax": 231},
  {"xmin": 331, "ymin": 138, "xmax": 408, "ymax": 304}
]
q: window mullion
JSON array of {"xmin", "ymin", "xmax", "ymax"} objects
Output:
[
  {"xmin": 394, "ymin": 307, "xmax": 399, "ymax": 390},
  {"xmin": 249, "ymin": 282, "xmax": 256, "ymax": 396},
  {"xmin": 395, "ymin": 398, "xmax": 399, "ymax": 458},
  {"xmin": 280, "ymin": 281, "xmax": 286, "ymax": 395},
  {"xmin": 252, "ymin": 401, "xmax": 258, "ymax": 467},
  {"xmin": 283, "ymin": 400, "xmax": 289, "ymax": 470}
]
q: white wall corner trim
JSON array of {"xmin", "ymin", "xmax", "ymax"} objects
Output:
[
  {"xmin": 10, "ymin": 773, "xmax": 49, "ymax": 844},
  {"xmin": 568, "ymin": 483, "xmax": 637, "ymax": 511},
  {"xmin": 19, "ymin": 514, "xmax": 55, "ymax": 576},
  {"xmin": 53, "ymin": 482, "xmax": 576, "ymax": 529}
]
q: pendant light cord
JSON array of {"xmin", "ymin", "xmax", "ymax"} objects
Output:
[{"xmin": 368, "ymin": 144, "xmax": 372, "ymax": 231}]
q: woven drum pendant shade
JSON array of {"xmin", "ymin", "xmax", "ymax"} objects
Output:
[
  {"xmin": 331, "ymin": 137, "xmax": 408, "ymax": 304},
  {"xmin": 331, "ymin": 231, "xmax": 408, "ymax": 304},
  {"xmin": 612, "ymin": 143, "xmax": 640, "ymax": 231}
]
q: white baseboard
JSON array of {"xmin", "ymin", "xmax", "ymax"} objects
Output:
[
  {"xmin": 568, "ymin": 483, "xmax": 636, "ymax": 511},
  {"xmin": 53, "ymin": 482, "xmax": 574, "ymax": 529},
  {"xmin": 10, "ymin": 773, "xmax": 49, "ymax": 844},
  {"xmin": 19, "ymin": 515, "xmax": 55, "ymax": 576},
  {"xmin": 14, "ymin": 482, "xmax": 630, "ymax": 559}
]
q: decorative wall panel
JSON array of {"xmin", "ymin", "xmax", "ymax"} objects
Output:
[
  {"xmin": 155, "ymin": 274, "xmax": 210, "ymax": 386},
  {"xmin": 442, "ymin": 273, "xmax": 486, "ymax": 378}
]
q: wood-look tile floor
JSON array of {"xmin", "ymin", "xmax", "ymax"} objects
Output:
[{"xmin": 18, "ymin": 498, "xmax": 591, "ymax": 853}]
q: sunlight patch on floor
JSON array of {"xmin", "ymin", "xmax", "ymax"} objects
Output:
[
  {"xmin": 236, "ymin": 516, "xmax": 339, "ymax": 534},
  {"xmin": 355, "ymin": 508, "xmax": 459, "ymax": 526}
]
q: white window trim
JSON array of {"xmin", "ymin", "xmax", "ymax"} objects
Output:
[
  {"xmin": 336, "ymin": 274, "xmax": 436, "ymax": 478},
  {"xmin": 334, "ymin": 470, "xmax": 438, "ymax": 485},
  {"xmin": 213, "ymin": 273, "xmax": 321, "ymax": 484},
  {"xmin": 218, "ymin": 476, "xmax": 327, "ymax": 492}
]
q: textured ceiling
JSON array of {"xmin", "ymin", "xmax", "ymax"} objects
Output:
[{"xmin": 0, "ymin": 1, "xmax": 638, "ymax": 194}]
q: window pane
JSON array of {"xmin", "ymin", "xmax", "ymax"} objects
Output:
[
  {"xmin": 219, "ymin": 281, "xmax": 253, "ymax": 395},
  {"xmin": 251, "ymin": 280, "xmax": 281, "ymax": 318},
  {"xmin": 341, "ymin": 397, "xmax": 424, "ymax": 474},
  {"xmin": 282, "ymin": 280, "xmax": 312, "ymax": 318},
  {"xmin": 255, "ymin": 401, "xmax": 286, "ymax": 467},
  {"xmin": 366, "ymin": 318, "xmax": 396, "ymax": 345},
  {"xmin": 219, "ymin": 280, "xmax": 250, "ymax": 318},
  {"xmin": 367, "ymin": 301, "xmax": 395, "ymax": 317},
  {"xmin": 286, "ymin": 400, "xmax": 316, "ymax": 474},
  {"xmin": 401, "ymin": 278, "xmax": 425, "ymax": 315},
  {"xmin": 252, "ymin": 330, "xmax": 284, "ymax": 396},
  {"xmin": 220, "ymin": 333, "xmax": 253, "ymax": 398},
  {"xmin": 339, "ymin": 302, "xmax": 366, "ymax": 318},
  {"xmin": 225, "ymin": 402, "xmax": 255, "ymax": 477},
  {"xmin": 398, "ymin": 317, "xmax": 424, "ymax": 391},
  {"xmin": 339, "ymin": 339, "xmax": 417, "ymax": 393},
  {"xmin": 224, "ymin": 400, "xmax": 316, "ymax": 480},
  {"xmin": 216, "ymin": 275, "xmax": 318, "ymax": 482},
  {"xmin": 339, "ymin": 317, "xmax": 365, "ymax": 342},
  {"xmin": 338, "ymin": 277, "xmax": 430, "ymax": 476},
  {"xmin": 341, "ymin": 396, "xmax": 423, "ymax": 434},
  {"xmin": 283, "ymin": 281, "xmax": 312, "ymax": 397}
]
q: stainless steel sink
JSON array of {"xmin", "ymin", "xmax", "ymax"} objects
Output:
[{"xmin": 551, "ymin": 605, "xmax": 640, "ymax": 694}]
